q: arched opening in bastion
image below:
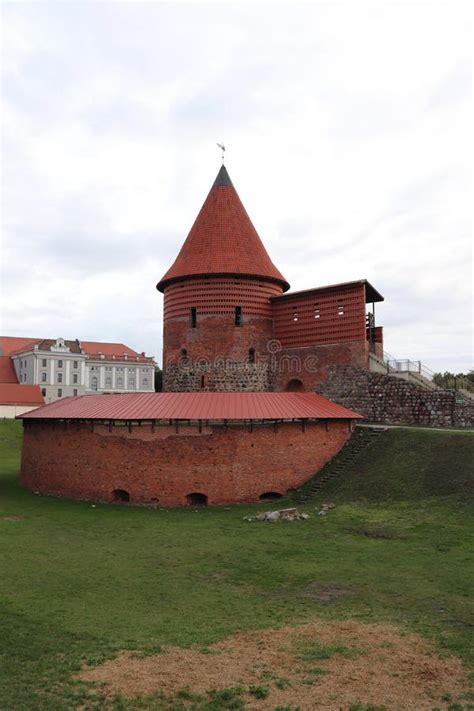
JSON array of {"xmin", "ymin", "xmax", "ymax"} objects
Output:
[
  {"xmin": 285, "ymin": 378, "xmax": 305, "ymax": 392},
  {"xmin": 259, "ymin": 492, "xmax": 283, "ymax": 501},
  {"xmin": 112, "ymin": 489, "xmax": 130, "ymax": 503},
  {"xmin": 186, "ymin": 492, "xmax": 208, "ymax": 506}
]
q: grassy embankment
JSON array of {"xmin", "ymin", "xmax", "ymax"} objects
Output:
[{"xmin": 0, "ymin": 419, "xmax": 473, "ymax": 710}]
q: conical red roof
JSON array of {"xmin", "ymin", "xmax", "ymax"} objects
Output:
[{"xmin": 157, "ymin": 166, "xmax": 289, "ymax": 292}]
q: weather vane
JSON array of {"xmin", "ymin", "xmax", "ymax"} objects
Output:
[{"xmin": 216, "ymin": 142, "xmax": 226, "ymax": 163}]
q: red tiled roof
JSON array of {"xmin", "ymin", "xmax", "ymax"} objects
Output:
[
  {"xmin": 0, "ymin": 356, "xmax": 19, "ymax": 383},
  {"xmin": 1, "ymin": 336, "xmax": 151, "ymax": 360},
  {"xmin": 80, "ymin": 341, "xmax": 143, "ymax": 358},
  {"xmin": 0, "ymin": 336, "xmax": 41, "ymax": 357},
  {"xmin": 19, "ymin": 392, "xmax": 361, "ymax": 421},
  {"xmin": 157, "ymin": 166, "xmax": 289, "ymax": 292},
  {"xmin": 0, "ymin": 384, "xmax": 44, "ymax": 406}
]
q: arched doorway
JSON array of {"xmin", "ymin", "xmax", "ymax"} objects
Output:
[
  {"xmin": 285, "ymin": 378, "xmax": 305, "ymax": 392},
  {"xmin": 186, "ymin": 492, "xmax": 208, "ymax": 506},
  {"xmin": 112, "ymin": 489, "xmax": 130, "ymax": 502}
]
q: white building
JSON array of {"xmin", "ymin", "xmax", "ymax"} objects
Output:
[{"xmin": 1, "ymin": 336, "xmax": 156, "ymax": 404}]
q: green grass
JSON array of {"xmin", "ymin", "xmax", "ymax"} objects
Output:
[{"xmin": 0, "ymin": 419, "xmax": 473, "ymax": 710}]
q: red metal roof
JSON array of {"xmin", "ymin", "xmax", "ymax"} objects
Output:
[
  {"xmin": 271, "ymin": 280, "xmax": 384, "ymax": 304},
  {"xmin": 19, "ymin": 391, "xmax": 361, "ymax": 421},
  {"xmin": 157, "ymin": 166, "xmax": 289, "ymax": 292},
  {"xmin": 0, "ymin": 384, "xmax": 44, "ymax": 406}
]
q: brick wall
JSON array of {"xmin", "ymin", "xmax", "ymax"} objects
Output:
[
  {"xmin": 163, "ymin": 277, "xmax": 282, "ymax": 391},
  {"xmin": 315, "ymin": 365, "xmax": 474, "ymax": 428},
  {"xmin": 20, "ymin": 419, "xmax": 352, "ymax": 506},
  {"xmin": 274, "ymin": 341, "xmax": 369, "ymax": 392}
]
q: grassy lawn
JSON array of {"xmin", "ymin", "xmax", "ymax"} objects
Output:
[{"xmin": 0, "ymin": 419, "xmax": 473, "ymax": 710}]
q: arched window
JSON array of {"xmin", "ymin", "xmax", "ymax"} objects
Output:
[
  {"xmin": 285, "ymin": 378, "xmax": 305, "ymax": 392},
  {"xmin": 181, "ymin": 348, "xmax": 188, "ymax": 358},
  {"xmin": 91, "ymin": 376, "xmax": 98, "ymax": 391},
  {"xmin": 186, "ymin": 492, "xmax": 208, "ymax": 506},
  {"xmin": 259, "ymin": 492, "xmax": 283, "ymax": 501},
  {"xmin": 249, "ymin": 348, "xmax": 255, "ymax": 364},
  {"xmin": 112, "ymin": 489, "xmax": 130, "ymax": 502}
]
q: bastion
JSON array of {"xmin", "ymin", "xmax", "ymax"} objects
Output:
[{"xmin": 19, "ymin": 392, "xmax": 360, "ymax": 506}]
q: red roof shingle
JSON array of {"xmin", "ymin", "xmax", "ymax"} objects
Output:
[
  {"xmin": 0, "ymin": 384, "xmax": 44, "ymax": 406},
  {"xmin": 157, "ymin": 166, "xmax": 289, "ymax": 292},
  {"xmin": 19, "ymin": 391, "xmax": 361, "ymax": 421}
]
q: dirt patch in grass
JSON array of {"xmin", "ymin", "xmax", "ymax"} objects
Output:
[
  {"xmin": 302, "ymin": 582, "xmax": 354, "ymax": 602},
  {"xmin": 77, "ymin": 621, "xmax": 470, "ymax": 710},
  {"xmin": 1, "ymin": 515, "xmax": 26, "ymax": 522}
]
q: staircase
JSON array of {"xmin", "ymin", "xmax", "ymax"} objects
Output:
[{"xmin": 293, "ymin": 426, "xmax": 387, "ymax": 503}]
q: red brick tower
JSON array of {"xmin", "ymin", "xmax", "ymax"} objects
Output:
[{"xmin": 157, "ymin": 165, "xmax": 289, "ymax": 391}]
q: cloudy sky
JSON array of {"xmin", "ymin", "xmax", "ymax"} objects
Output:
[{"xmin": 1, "ymin": 1, "xmax": 472, "ymax": 373}]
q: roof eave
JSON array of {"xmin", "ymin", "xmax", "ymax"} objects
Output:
[{"xmin": 157, "ymin": 272, "xmax": 290, "ymax": 293}]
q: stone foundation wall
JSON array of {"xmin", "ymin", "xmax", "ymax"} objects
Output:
[
  {"xmin": 20, "ymin": 419, "xmax": 353, "ymax": 506},
  {"xmin": 316, "ymin": 365, "xmax": 473, "ymax": 428}
]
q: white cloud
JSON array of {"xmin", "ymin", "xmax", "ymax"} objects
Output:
[{"xmin": 1, "ymin": 1, "xmax": 472, "ymax": 373}]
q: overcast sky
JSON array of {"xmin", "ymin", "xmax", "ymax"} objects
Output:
[{"xmin": 1, "ymin": 1, "xmax": 472, "ymax": 373}]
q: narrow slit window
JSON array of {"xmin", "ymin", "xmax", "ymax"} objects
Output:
[
  {"xmin": 314, "ymin": 307, "xmax": 320, "ymax": 319},
  {"xmin": 191, "ymin": 307, "xmax": 197, "ymax": 328},
  {"xmin": 293, "ymin": 311, "xmax": 299, "ymax": 322},
  {"xmin": 235, "ymin": 306, "xmax": 242, "ymax": 326},
  {"xmin": 338, "ymin": 304, "xmax": 344, "ymax": 316},
  {"xmin": 249, "ymin": 348, "xmax": 255, "ymax": 364}
]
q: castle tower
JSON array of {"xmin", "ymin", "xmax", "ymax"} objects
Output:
[{"xmin": 157, "ymin": 165, "xmax": 289, "ymax": 391}]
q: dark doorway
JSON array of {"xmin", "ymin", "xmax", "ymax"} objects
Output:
[
  {"xmin": 186, "ymin": 492, "xmax": 208, "ymax": 506},
  {"xmin": 259, "ymin": 492, "xmax": 283, "ymax": 501},
  {"xmin": 112, "ymin": 489, "xmax": 130, "ymax": 502},
  {"xmin": 285, "ymin": 378, "xmax": 305, "ymax": 392}
]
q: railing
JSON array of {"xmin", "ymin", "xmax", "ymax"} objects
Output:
[
  {"xmin": 385, "ymin": 358, "xmax": 435, "ymax": 382},
  {"xmin": 382, "ymin": 353, "xmax": 474, "ymax": 394}
]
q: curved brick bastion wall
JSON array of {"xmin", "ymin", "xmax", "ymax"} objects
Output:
[{"xmin": 20, "ymin": 419, "xmax": 352, "ymax": 506}]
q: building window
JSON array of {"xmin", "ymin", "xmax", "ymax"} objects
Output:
[
  {"xmin": 314, "ymin": 307, "xmax": 320, "ymax": 319},
  {"xmin": 200, "ymin": 374, "xmax": 206, "ymax": 389},
  {"xmin": 24, "ymin": 359, "xmax": 27, "ymax": 367},
  {"xmin": 73, "ymin": 374, "xmax": 78, "ymax": 384},
  {"xmin": 338, "ymin": 304, "xmax": 344, "ymax": 316},
  {"xmin": 57, "ymin": 373, "xmax": 63, "ymax": 383},
  {"xmin": 42, "ymin": 359, "xmax": 47, "ymax": 367},
  {"xmin": 91, "ymin": 376, "xmax": 98, "ymax": 391},
  {"xmin": 180, "ymin": 348, "xmax": 188, "ymax": 359},
  {"xmin": 249, "ymin": 348, "xmax": 255, "ymax": 364},
  {"xmin": 235, "ymin": 306, "xmax": 242, "ymax": 326},
  {"xmin": 143, "ymin": 378, "xmax": 148, "ymax": 387},
  {"xmin": 73, "ymin": 361, "xmax": 78, "ymax": 369},
  {"xmin": 73, "ymin": 389, "xmax": 78, "ymax": 396},
  {"xmin": 41, "ymin": 388, "xmax": 46, "ymax": 396},
  {"xmin": 41, "ymin": 372, "xmax": 47, "ymax": 382},
  {"xmin": 57, "ymin": 388, "xmax": 62, "ymax": 397},
  {"xmin": 23, "ymin": 373, "xmax": 27, "ymax": 382},
  {"xmin": 293, "ymin": 311, "xmax": 299, "ymax": 322},
  {"xmin": 58, "ymin": 360, "xmax": 63, "ymax": 368},
  {"xmin": 191, "ymin": 307, "xmax": 197, "ymax": 328},
  {"xmin": 117, "ymin": 376, "xmax": 123, "ymax": 387}
]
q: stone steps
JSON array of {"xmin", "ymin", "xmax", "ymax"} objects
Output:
[{"xmin": 293, "ymin": 427, "xmax": 386, "ymax": 503}]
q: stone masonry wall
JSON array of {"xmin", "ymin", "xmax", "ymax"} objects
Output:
[
  {"xmin": 316, "ymin": 365, "xmax": 473, "ymax": 428},
  {"xmin": 20, "ymin": 419, "xmax": 353, "ymax": 506}
]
